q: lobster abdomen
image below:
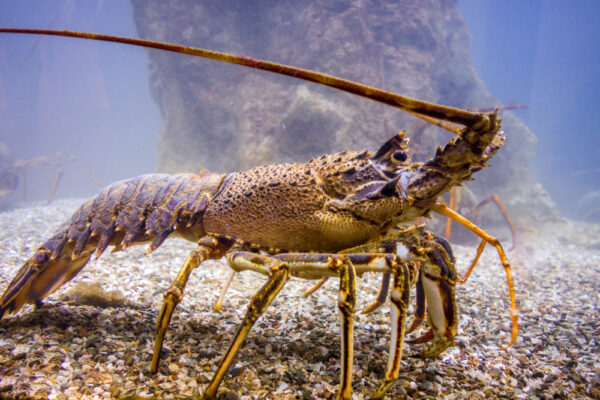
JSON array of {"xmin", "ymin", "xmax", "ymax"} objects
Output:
[{"xmin": 0, "ymin": 173, "xmax": 225, "ymax": 318}]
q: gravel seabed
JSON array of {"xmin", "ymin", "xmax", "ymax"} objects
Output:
[{"xmin": 0, "ymin": 199, "xmax": 598, "ymax": 399}]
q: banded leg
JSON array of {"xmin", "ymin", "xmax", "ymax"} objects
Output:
[
  {"xmin": 431, "ymin": 202, "xmax": 518, "ymax": 347},
  {"xmin": 336, "ymin": 256, "xmax": 357, "ymax": 400},
  {"xmin": 362, "ymin": 272, "xmax": 390, "ymax": 314},
  {"xmin": 222, "ymin": 232, "xmax": 453, "ymax": 399},
  {"xmin": 227, "ymin": 252, "xmax": 358, "ymax": 399},
  {"xmin": 373, "ymin": 266, "xmax": 411, "ymax": 398},
  {"xmin": 406, "ymin": 270, "xmax": 425, "ymax": 333},
  {"xmin": 468, "ymin": 194, "xmax": 517, "ymax": 251},
  {"xmin": 227, "ymin": 250, "xmax": 405, "ymax": 399},
  {"xmin": 460, "ymin": 239, "xmax": 486, "ymax": 284},
  {"xmin": 418, "ymin": 255, "xmax": 458, "ymax": 357},
  {"xmin": 444, "ymin": 187, "xmax": 460, "ymax": 239},
  {"xmin": 444, "ymin": 190, "xmax": 517, "ymax": 251},
  {"xmin": 345, "ymin": 229, "xmax": 458, "ymax": 397},
  {"xmin": 202, "ymin": 252, "xmax": 290, "ymax": 399},
  {"xmin": 151, "ymin": 236, "xmax": 231, "ymax": 373},
  {"xmin": 400, "ymin": 233, "xmax": 457, "ymax": 357},
  {"xmin": 303, "ymin": 276, "xmax": 329, "ymax": 296}
]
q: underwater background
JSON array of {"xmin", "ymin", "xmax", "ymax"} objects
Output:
[
  {"xmin": 459, "ymin": 1, "xmax": 600, "ymax": 222},
  {"xmin": 0, "ymin": 1, "xmax": 599, "ymax": 399}
]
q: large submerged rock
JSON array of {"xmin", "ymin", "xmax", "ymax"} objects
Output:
[{"xmin": 131, "ymin": 0, "xmax": 558, "ymax": 227}]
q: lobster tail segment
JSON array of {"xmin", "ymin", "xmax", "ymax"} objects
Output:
[
  {"xmin": 0, "ymin": 173, "xmax": 226, "ymax": 319},
  {"xmin": 0, "ymin": 231, "xmax": 93, "ymax": 319}
]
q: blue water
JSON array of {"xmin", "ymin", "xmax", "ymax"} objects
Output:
[
  {"xmin": 0, "ymin": 1, "xmax": 598, "ymax": 220},
  {"xmin": 459, "ymin": 0, "xmax": 600, "ymax": 219},
  {"xmin": 0, "ymin": 1, "xmax": 159, "ymax": 200}
]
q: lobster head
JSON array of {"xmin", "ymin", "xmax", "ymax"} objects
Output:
[
  {"xmin": 317, "ymin": 115, "xmax": 505, "ymax": 231},
  {"xmin": 312, "ymin": 132, "xmax": 416, "ymax": 230}
]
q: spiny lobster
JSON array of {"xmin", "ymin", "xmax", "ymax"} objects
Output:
[{"xmin": 0, "ymin": 29, "xmax": 517, "ymax": 399}]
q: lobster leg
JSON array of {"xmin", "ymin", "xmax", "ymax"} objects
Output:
[
  {"xmin": 221, "ymin": 228, "xmax": 455, "ymax": 399},
  {"xmin": 444, "ymin": 187, "xmax": 460, "ymax": 239},
  {"xmin": 406, "ymin": 269, "xmax": 426, "ymax": 333},
  {"xmin": 468, "ymin": 194, "xmax": 517, "ymax": 251},
  {"xmin": 408, "ymin": 330, "xmax": 435, "ymax": 345},
  {"xmin": 226, "ymin": 251, "xmax": 358, "ymax": 399},
  {"xmin": 302, "ymin": 276, "xmax": 329, "ymax": 296},
  {"xmin": 373, "ymin": 267, "xmax": 411, "ymax": 399},
  {"xmin": 151, "ymin": 236, "xmax": 231, "ymax": 374},
  {"xmin": 203, "ymin": 252, "xmax": 290, "ymax": 399},
  {"xmin": 400, "ymin": 232, "xmax": 458, "ymax": 358},
  {"xmin": 445, "ymin": 190, "xmax": 517, "ymax": 251},
  {"xmin": 361, "ymin": 272, "xmax": 391, "ymax": 314},
  {"xmin": 344, "ymin": 228, "xmax": 458, "ymax": 356},
  {"xmin": 460, "ymin": 239, "xmax": 486, "ymax": 284},
  {"xmin": 418, "ymin": 259, "xmax": 458, "ymax": 357},
  {"xmin": 213, "ymin": 269, "xmax": 236, "ymax": 312},
  {"xmin": 336, "ymin": 256, "xmax": 357, "ymax": 400},
  {"xmin": 431, "ymin": 202, "xmax": 518, "ymax": 347},
  {"xmin": 227, "ymin": 250, "xmax": 418, "ymax": 399}
]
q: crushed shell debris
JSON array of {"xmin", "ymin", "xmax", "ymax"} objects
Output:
[{"xmin": 0, "ymin": 199, "xmax": 599, "ymax": 399}]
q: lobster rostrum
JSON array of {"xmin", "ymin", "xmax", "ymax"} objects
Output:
[{"xmin": 0, "ymin": 29, "xmax": 517, "ymax": 399}]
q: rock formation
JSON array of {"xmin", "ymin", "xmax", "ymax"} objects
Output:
[{"xmin": 131, "ymin": 0, "xmax": 558, "ymax": 229}]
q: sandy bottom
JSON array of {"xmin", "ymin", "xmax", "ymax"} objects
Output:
[{"xmin": 0, "ymin": 199, "xmax": 599, "ymax": 399}]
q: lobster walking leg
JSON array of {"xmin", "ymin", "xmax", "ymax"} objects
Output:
[
  {"xmin": 336, "ymin": 256, "xmax": 357, "ymax": 400},
  {"xmin": 151, "ymin": 236, "xmax": 231, "ymax": 373},
  {"xmin": 225, "ymin": 251, "xmax": 360, "ymax": 399},
  {"xmin": 227, "ymin": 249, "xmax": 422, "ymax": 398},
  {"xmin": 362, "ymin": 272, "xmax": 391, "ymax": 314},
  {"xmin": 460, "ymin": 239, "xmax": 487, "ymax": 284},
  {"xmin": 444, "ymin": 190, "xmax": 517, "ymax": 251},
  {"xmin": 203, "ymin": 253, "xmax": 290, "ymax": 399},
  {"xmin": 344, "ymin": 228, "xmax": 459, "ymax": 355},
  {"xmin": 417, "ymin": 260, "xmax": 458, "ymax": 357},
  {"xmin": 444, "ymin": 187, "xmax": 460, "ymax": 239},
  {"xmin": 373, "ymin": 268, "xmax": 411, "ymax": 398},
  {"xmin": 468, "ymin": 194, "xmax": 517, "ymax": 250},
  {"xmin": 303, "ymin": 276, "xmax": 329, "ymax": 296},
  {"xmin": 431, "ymin": 202, "xmax": 518, "ymax": 347},
  {"xmin": 406, "ymin": 270, "xmax": 426, "ymax": 333}
]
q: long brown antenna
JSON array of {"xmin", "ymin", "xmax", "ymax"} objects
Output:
[{"xmin": 0, "ymin": 28, "xmax": 486, "ymax": 127}]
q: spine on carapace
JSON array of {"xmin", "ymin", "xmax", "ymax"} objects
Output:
[{"xmin": 0, "ymin": 173, "xmax": 225, "ymax": 318}]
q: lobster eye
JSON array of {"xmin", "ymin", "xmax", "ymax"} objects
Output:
[{"xmin": 391, "ymin": 150, "xmax": 408, "ymax": 163}]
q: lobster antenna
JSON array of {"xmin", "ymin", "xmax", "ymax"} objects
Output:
[{"xmin": 0, "ymin": 28, "xmax": 486, "ymax": 127}]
